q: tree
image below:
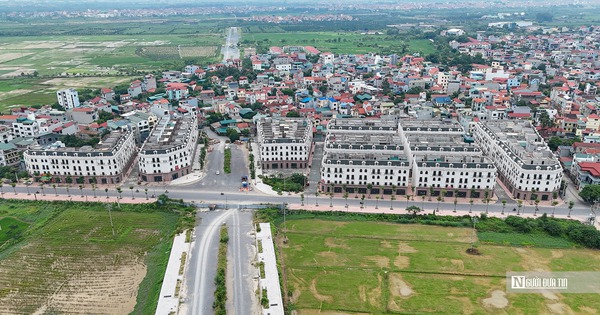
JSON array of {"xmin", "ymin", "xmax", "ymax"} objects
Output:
[
  {"xmin": 579, "ymin": 184, "xmax": 600, "ymax": 203},
  {"xmin": 406, "ymin": 205, "xmax": 422, "ymax": 216},
  {"xmin": 226, "ymin": 128, "xmax": 240, "ymax": 142},
  {"xmin": 105, "ymin": 188, "xmax": 109, "ymax": 199},
  {"xmin": 116, "ymin": 187, "xmax": 123, "ymax": 199},
  {"xmin": 568, "ymin": 200, "xmax": 575, "ymax": 217},
  {"xmin": 286, "ymin": 111, "xmax": 300, "ymax": 118},
  {"xmin": 129, "ymin": 185, "xmax": 135, "ymax": 199},
  {"xmin": 52, "ymin": 184, "xmax": 57, "ymax": 196}
]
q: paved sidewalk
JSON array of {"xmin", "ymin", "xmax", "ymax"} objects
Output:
[
  {"xmin": 155, "ymin": 232, "xmax": 191, "ymax": 315},
  {"xmin": 0, "ymin": 191, "xmax": 154, "ymax": 204},
  {"xmin": 256, "ymin": 223, "xmax": 284, "ymax": 315},
  {"xmin": 287, "ymin": 202, "xmax": 593, "ymax": 225},
  {"xmin": 170, "ymin": 171, "xmax": 205, "ymax": 186}
]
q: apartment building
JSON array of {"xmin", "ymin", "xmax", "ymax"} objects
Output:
[
  {"xmin": 23, "ymin": 129, "xmax": 137, "ymax": 185},
  {"xmin": 56, "ymin": 88, "xmax": 80, "ymax": 109},
  {"xmin": 256, "ymin": 117, "xmax": 313, "ymax": 170},
  {"xmin": 320, "ymin": 118, "xmax": 496, "ymax": 199},
  {"xmin": 472, "ymin": 120, "xmax": 562, "ymax": 201},
  {"xmin": 138, "ymin": 113, "xmax": 198, "ymax": 182}
]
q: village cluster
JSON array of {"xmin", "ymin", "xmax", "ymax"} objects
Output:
[{"xmin": 1, "ymin": 25, "xmax": 600, "ymax": 205}]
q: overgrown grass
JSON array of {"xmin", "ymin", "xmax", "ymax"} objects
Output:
[
  {"xmin": 213, "ymin": 225, "xmax": 228, "ymax": 315},
  {"xmin": 275, "ymin": 217, "xmax": 600, "ymax": 314},
  {"xmin": 0, "ymin": 217, "xmax": 28, "ymax": 244},
  {"xmin": 223, "ymin": 148, "xmax": 231, "ymax": 174},
  {"xmin": 259, "ymin": 261, "xmax": 266, "ymax": 279},
  {"xmin": 260, "ymin": 173, "xmax": 307, "ymax": 193},
  {"xmin": 256, "ymin": 208, "xmax": 600, "ymax": 250},
  {"xmin": 478, "ymin": 231, "xmax": 576, "ymax": 248},
  {"xmin": 0, "ymin": 198, "xmax": 192, "ymax": 314}
]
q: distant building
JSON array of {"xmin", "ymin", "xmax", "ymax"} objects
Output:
[{"xmin": 56, "ymin": 88, "xmax": 80, "ymax": 109}]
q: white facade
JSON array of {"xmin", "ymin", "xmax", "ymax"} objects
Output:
[
  {"xmin": 23, "ymin": 130, "xmax": 136, "ymax": 185},
  {"xmin": 472, "ymin": 120, "xmax": 562, "ymax": 201},
  {"xmin": 320, "ymin": 118, "xmax": 497, "ymax": 199},
  {"xmin": 257, "ymin": 117, "xmax": 313, "ymax": 170},
  {"xmin": 12, "ymin": 117, "xmax": 40, "ymax": 138},
  {"xmin": 138, "ymin": 113, "xmax": 198, "ymax": 182},
  {"xmin": 56, "ymin": 88, "xmax": 80, "ymax": 109}
]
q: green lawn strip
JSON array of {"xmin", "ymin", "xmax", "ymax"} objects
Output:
[
  {"xmin": 223, "ymin": 148, "xmax": 231, "ymax": 174},
  {"xmin": 213, "ymin": 225, "xmax": 228, "ymax": 315}
]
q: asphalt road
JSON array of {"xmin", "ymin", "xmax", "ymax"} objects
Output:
[
  {"xmin": 228, "ymin": 208, "xmax": 256, "ymax": 315},
  {"xmin": 9, "ymin": 184, "xmax": 597, "ymax": 220},
  {"xmin": 195, "ymin": 132, "xmax": 249, "ymax": 193},
  {"xmin": 186, "ymin": 209, "xmax": 234, "ymax": 315},
  {"xmin": 222, "ymin": 27, "xmax": 240, "ymax": 62}
]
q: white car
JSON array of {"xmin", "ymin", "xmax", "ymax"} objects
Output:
[{"xmin": 216, "ymin": 171, "xmax": 220, "ymax": 175}]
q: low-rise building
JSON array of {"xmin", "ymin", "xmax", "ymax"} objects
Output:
[
  {"xmin": 0, "ymin": 143, "xmax": 20, "ymax": 167},
  {"xmin": 473, "ymin": 120, "xmax": 562, "ymax": 201},
  {"xmin": 320, "ymin": 118, "xmax": 496, "ymax": 199},
  {"xmin": 256, "ymin": 117, "xmax": 313, "ymax": 170},
  {"xmin": 138, "ymin": 113, "xmax": 198, "ymax": 182},
  {"xmin": 23, "ymin": 129, "xmax": 136, "ymax": 185}
]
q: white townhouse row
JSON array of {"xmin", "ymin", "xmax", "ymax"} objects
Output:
[
  {"xmin": 138, "ymin": 112, "xmax": 198, "ymax": 182},
  {"xmin": 472, "ymin": 120, "xmax": 562, "ymax": 201},
  {"xmin": 256, "ymin": 117, "xmax": 313, "ymax": 170},
  {"xmin": 320, "ymin": 118, "xmax": 497, "ymax": 199},
  {"xmin": 23, "ymin": 129, "xmax": 137, "ymax": 185}
]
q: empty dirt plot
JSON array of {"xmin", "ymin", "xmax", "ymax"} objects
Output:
[
  {"xmin": 279, "ymin": 219, "xmax": 600, "ymax": 314},
  {"xmin": 0, "ymin": 200, "xmax": 182, "ymax": 314}
]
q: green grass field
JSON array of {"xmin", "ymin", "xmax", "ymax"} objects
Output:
[
  {"xmin": 0, "ymin": 199, "xmax": 186, "ymax": 314},
  {"xmin": 0, "ymin": 76, "xmax": 139, "ymax": 111},
  {"xmin": 279, "ymin": 219, "xmax": 600, "ymax": 314},
  {"xmin": 244, "ymin": 31, "xmax": 436, "ymax": 55}
]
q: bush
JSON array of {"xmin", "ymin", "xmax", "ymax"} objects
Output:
[{"xmin": 223, "ymin": 148, "xmax": 231, "ymax": 174}]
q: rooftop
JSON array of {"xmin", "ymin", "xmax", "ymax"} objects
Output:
[
  {"xmin": 482, "ymin": 120, "xmax": 560, "ymax": 168},
  {"xmin": 142, "ymin": 114, "xmax": 196, "ymax": 153},
  {"xmin": 257, "ymin": 117, "xmax": 311, "ymax": 143}
]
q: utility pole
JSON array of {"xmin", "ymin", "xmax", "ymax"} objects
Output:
[{"xmin": 106, "ymin": 203, "xmax": 115, "ymax": 237}]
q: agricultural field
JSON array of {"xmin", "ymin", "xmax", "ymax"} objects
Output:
[
  {"xmin": 0, "ymin": 32, "xmax": 222, "ymax": 110},
  {"xmin": 279, "ymin": 219, "xmax": 600, "ymax": 314},
  {"xmin": 243, "ymin": 31, "xmax": 436, "ymax": 55},
  {"xmin": 0, "ymin": 76, "xmax": 138, "ymax": 112},
  {"xmin": 0, "ymin": 34, "xmax": 222, "ymax": 78},
  {"xmin": 0, "ymin": 199, "xmax": 185, "ymax": 314}
]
